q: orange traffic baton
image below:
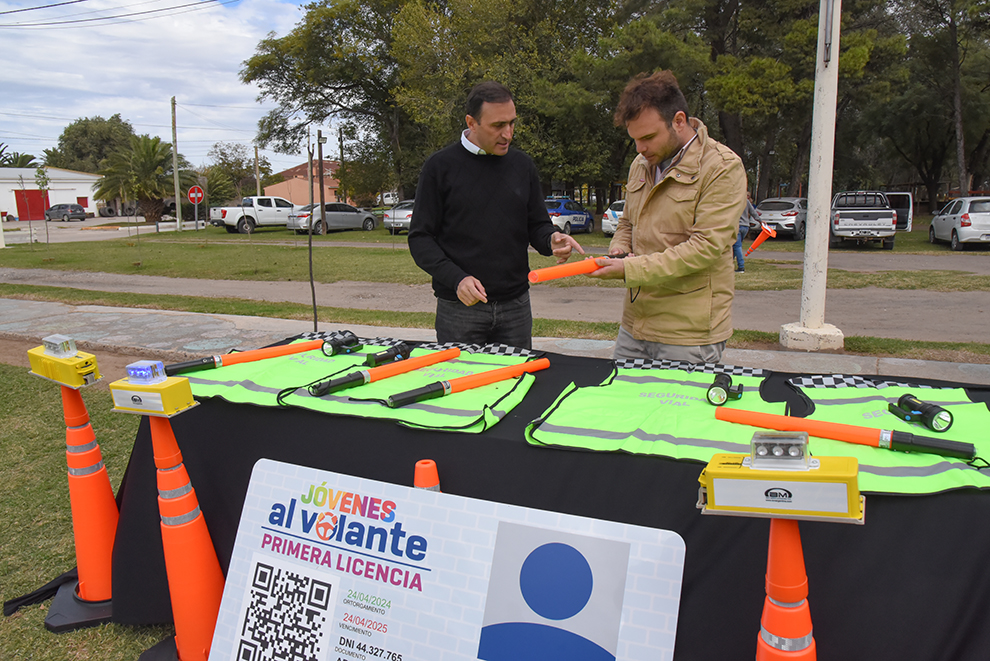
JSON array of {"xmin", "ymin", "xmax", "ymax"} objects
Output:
[
  {"xmin": 45, "ymin": 386, "xmax": 119, "ymax": 632},
  {"xmin": 528, "ymin": 258, "xmax": 607, "ymax": 283},
  {"xmin": 149, "ymin": 416, "xmax": 225, "ymax": 661},
  {"xmin": 756, "ymin": 518, "xmax": 817, "ymax": 660},
  {"xmin": 163, "ymin": 338, "xmax": 326, "ymax": 375},
  {"xmin": 714, "ymin": 407, "xmax": 975, "ymax": 459},
  {"xmin": 310, "ymin": 347, "xmax": 461, "ymax": 396},
  {"xmin": 387, "ymin": 357, "xmax": 551, "ymax": 408},
  {"xmin": 414, "ymin": 459, "xmax": 441, "ymax": 492}
]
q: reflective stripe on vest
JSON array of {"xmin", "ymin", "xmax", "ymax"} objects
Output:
[
  {"xmin": 526, "ymin": 366, "xmax": 785, "ymax": 461},
  {"xmin": 791, "ymin": 378, "xmax": 990, "ymax": 494},
  {"xmin": 188, "ymin": 343, "xmax": 535, "ymax": 434}
]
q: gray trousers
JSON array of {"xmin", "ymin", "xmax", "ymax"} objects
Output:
[{"xmin": 613, "ymin": 326, "xmax": 726, "ymax": 364}]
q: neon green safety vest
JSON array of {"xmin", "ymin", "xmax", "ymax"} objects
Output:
[
  {"xmin": 784, "ymin": 375, "xmax": 990, "ymax": 494},
  {"xmin": 187, "ymin": 341, "xmax": 537, "ymax": 433},
  {"xmin": 526, "ymin": 365, "xmax": 784, "ymax": 463}
]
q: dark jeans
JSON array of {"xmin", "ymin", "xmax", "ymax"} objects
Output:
[{"xmin": 435, "ymin": 292, "xmax": 533, "ymax": 349}]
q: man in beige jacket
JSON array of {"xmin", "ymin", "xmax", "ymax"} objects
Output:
[{"xmin": 589, "ymin": 70, "xmax": 746, "ymax": 363}]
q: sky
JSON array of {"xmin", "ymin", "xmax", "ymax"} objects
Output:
[{"xmin": 0, "ymin": 0, "xmax": 320, "ymax": 173}]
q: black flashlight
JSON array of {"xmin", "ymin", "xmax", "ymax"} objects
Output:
[
  {"xmin": 322, "ymin": 331, "xmax": 363, "ymax": 356},
  {"xmin": 888, "ymin": 393, "xmax": 954, "ymax": 433},
  {"xmin": 365, "ymin": 342, "xmax": 411, "ymax": 367},
  {"xmin": 707, "ymin": 373, "xmax": 743, "ymax": 406}
]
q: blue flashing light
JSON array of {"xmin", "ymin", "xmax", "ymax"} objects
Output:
[{"xmin": 126, "ymin": 360, "xmax": 167, "ymax": 385}]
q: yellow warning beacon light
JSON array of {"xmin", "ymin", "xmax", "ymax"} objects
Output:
[
  {"xmin": 109, "ymin": 360, "xmax": 197, "ymax": 417},
  {"xmin": 697, "ymin": 432, "xmax": 865, "ymax": 524},
  {"xmin": 28, "ymin": 334, "xmax": 102, "ymax": 389}
]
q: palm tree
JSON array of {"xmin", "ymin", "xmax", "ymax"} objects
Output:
[{"xmin": 94, "ymin": 135, "xmax": 196, "ymax": 224}]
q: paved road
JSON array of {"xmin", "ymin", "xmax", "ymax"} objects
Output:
[{"xmin": 1, "ymin": 266, "xmax": 987, "ymax": 344}]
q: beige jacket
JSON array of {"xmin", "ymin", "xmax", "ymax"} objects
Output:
[{"xmin": 609, "ymin": 118, "xmax": 746, "ymax": 346}]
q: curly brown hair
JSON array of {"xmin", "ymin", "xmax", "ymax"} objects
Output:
[{"xmin": 613, "ymin": 71, "xmax": 689, "ymax": 127}]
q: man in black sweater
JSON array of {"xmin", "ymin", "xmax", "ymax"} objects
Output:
[{"xmin": 409, "ymin": 81, "xmax": 583, "ymax": 349}]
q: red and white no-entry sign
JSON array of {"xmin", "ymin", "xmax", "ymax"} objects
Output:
[{"xmin": 187, "ymin": 185, "xmax": 204, "ymax": 204}]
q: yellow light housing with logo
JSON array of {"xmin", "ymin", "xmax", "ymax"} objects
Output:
[
  {"xmin": 697, "ymin": 432, "xmax": 864, "ymax": 524},
  {"xmin": 109, "ymin": 360, "xmax": 197, "ymax": 417},
  {"xmin": 27, "ymin": 335, "xmax": 102, "ymax": 389}
]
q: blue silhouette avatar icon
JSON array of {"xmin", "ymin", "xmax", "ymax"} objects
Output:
[{"xmin": 478, "ymin": 542, "xmax": 615, "ymax": 661}]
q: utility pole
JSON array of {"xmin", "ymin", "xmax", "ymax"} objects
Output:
[
  {"xmin": 254, "ymin": 145, "xmax": 261, "ymax": 196},
  {"xmin": 780, "ymin": 0, "xmax": 844, "ymax": 351},
  {"xmin": 338, "ymin": 127, "xmax": 345, "ymax": 203},
  {"xmin": 171, "ymin": 96, "xmax": 182, "ymax": 231},
  {"xmin": 318, "ymin": 130, "xmax": 327, "ymax": 233}
]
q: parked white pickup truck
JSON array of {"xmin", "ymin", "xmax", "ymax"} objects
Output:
[
  {"xmin": 829, "ymin": 191, "xmax": 897, "ymax": 250},
  {"xmin": 214, "ymin": 196, "xmax": 298, "ymax": 234}
]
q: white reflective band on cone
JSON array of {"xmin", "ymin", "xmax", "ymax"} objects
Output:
[
  {"xmin": 68, "ymin": 461, "xmax": 104, "ymax": 476},
  {"xmin": 761, "ymin": 625, "xmax": 814, "ymax": 652},
  {"xmin": 161, "ymin": 505, "xmax": 201, "ymax": 526}
]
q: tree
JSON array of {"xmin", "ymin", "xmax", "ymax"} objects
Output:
[
  {"xmin": 206, "ymin": 142, "xmax": 276, "ymax": 200},
  {"xmin": 241, "ymin": 0, "xmax": 428, "ymax": 198},
  {"xmin": 94, "ymin": 135, "xmax": 197, "ymax": 224},
  {"xmin": 897, "ymin": 0, "xmax": 990, "ymax": 194},
  {"xmin": 0, "ymin": 144, "xmax": 38, "ymax": 167},
  {"xmin": 336, "ymin": 129, "xmax": 395, "ymax": 206},
  {"xmin": 43, "ymin": 114, "xmax": 135, "ymax": 173}
]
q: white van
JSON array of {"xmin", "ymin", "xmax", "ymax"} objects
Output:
[{"xmin": 885, "ymin": 192, "xmax": 913, "ymax": 232}]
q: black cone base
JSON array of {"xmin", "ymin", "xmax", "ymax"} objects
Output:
[
  {"xmin": 44, "ymin": 580, "xmax": 112, "ymax": 633},
  {"xmin": 138, "ymin": 635, "xmax": 178, "ymax": 661}
]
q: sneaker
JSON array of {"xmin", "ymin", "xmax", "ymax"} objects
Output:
[{"xmin": 735, "ymin": 267, "xmax": 745, "ymax": 273}]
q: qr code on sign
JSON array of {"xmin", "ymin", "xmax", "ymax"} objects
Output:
[{"xmin": 234, "ymin": 554, "xmax": 337, "ymax": 661}]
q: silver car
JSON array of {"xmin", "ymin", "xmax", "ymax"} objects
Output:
[
  {"xmin": 754, "ymin": 197, "xmax": 808, "ymax": 240},
  {"xmin": 383, "ymin": 200, "xmax": 414, "ymax": 235},
  {"xmin": 287, "ymin": 203, "xmax": 376, "ymax": 234},
  {"xmin": 930, "ymin": 197, "xmax": 990, "ymax": 251},
  {"xmin": 602, "ymin": 200, "xmax": 624, "ymax": 236}
]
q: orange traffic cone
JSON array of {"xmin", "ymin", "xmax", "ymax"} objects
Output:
[
  {"xmin": 148, "ymin": 416, "xmax": 225, "ymax": 661},
  {"xmin": 756, "ymin": 518, "xmax": 816, "ymax": 660},
  {"xmin": 414, "ymin": 459, "xmax": 441, "ymax": 492},
  {"xmin": 746, "ymin": 222, "xmax": 777, "ymax": 256},
  {"xmin": 45, "ymin": 385, "xmax": 118, "ymax": 632}
]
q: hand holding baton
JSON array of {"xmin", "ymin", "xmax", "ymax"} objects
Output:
[
  {"xmin": 528, "ymin": 257, "xmax": 619, "ymax": 283},
  {"xmin": 309, "ymin": 347, "xmax": 461, "ymax": 397},
  {"xmin": 715, "ymin": 407, "xmax": 975, "ymax": 460},
  {"xmin": 387, "ymin": 357, "xmax": 551, "ymax": 408}
]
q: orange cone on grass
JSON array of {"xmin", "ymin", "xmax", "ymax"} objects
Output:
[
  {"xmin": 149, "ymin": 416, "xmax": 225, "ymax": 661},
  {"xmin": 746, "ymin": 222, "xmax": 777, "ymax": 256},
  {"xmin": 756, "ymin": 518, "xmax": 817, "ymax": 660},
  {"xmin": 414, "ymin": 459, "xmax": 441, "ymax": 492},
  {"xmin": 61, "ymin": 385, "xmax": 119, "ymax": 603}
]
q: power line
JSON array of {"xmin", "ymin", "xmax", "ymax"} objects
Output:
[
  {"xmin": 0, "ymin": 0, "xmax": 238, "ymax": 28},
  {"xmin": 0, "ymin": 0, "xmax": 90, "ymax": 16}
]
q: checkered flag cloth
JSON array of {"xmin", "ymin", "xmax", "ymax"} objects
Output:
[
  {"xmin": 415, "ymin": 341, "xmax": 539, "ymax": 358},
  {"xmin": 614, "ymin": 357, "xmax": 766, "ymax": 378},
  {"xmin": 788, "ymin": 374, "xmax": 937, "ymax": 390},
  {"xmin": 296, "ymin": 330, "xmax": 408, "ymax": 348}
]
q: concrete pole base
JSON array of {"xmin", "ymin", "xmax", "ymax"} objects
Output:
[{"xmin": 779, "ymin": 322, "xmax": 845, "ymax": 352}]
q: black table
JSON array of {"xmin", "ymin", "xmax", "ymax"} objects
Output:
[{"xmin": 110, "ymin": 351, "xmax": 990, "ymax": 660}]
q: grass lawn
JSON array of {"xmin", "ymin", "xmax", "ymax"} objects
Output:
[{"xmin": 0, "ymin": 365, "xmax": 172, "ymax": 659}]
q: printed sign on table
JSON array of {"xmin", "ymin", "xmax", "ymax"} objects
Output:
[{"xmin": 208, "ymin": 459, "xmax": 685, "ymax": 661}]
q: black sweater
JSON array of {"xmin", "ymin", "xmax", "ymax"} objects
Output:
[{"xmin": 409, "ymin": 142, "xmax": 556, "ymax": 302}]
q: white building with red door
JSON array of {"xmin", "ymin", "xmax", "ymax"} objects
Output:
[{"xmin": 0, "ymin": 167, "xmax": 101, "ymax": 221}]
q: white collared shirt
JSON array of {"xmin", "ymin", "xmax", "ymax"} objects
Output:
[{"xmin": 461, "ymin": 129, "xmax": 488, "ymax": 156}]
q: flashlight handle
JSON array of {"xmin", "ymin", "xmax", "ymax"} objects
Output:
[
  {"xmin": 309, "ymin": 370, "xmax": 369, "ymax": 397},
  {"xmin": 387, "ymin": 382, "xmax": 448, "ymax": 408},
  {"xmin": 164, "ymin": 356, "xmax": 219, "ymax": 376},
  {"xmin": 888, "ymin": 431, "xmax": 975, "ymax": 460}
]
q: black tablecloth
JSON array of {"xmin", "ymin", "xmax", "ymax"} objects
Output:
[{"xmin": 110, "ymin": 351, "xmax": 990, "ymax": 660}]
